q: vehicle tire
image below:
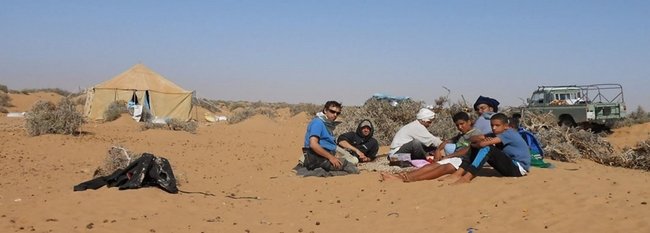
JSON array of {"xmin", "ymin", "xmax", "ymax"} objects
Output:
[{"xmin": 559, "ymin": 117, "xmax": 576, "ymax": 127}]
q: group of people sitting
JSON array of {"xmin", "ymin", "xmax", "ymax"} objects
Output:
[{"xmin": 300, "ymin": 96, "xmax": 532, "ymax": 184}]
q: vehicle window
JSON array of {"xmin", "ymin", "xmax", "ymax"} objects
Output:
[{"xmin": 532, "ymin": 93, "xmax": 544, "ymax": 103}]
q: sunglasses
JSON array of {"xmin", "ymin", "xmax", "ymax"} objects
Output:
[{"xmin": 327, "ymin": 109, "xmax": 341, "ymax": 115}]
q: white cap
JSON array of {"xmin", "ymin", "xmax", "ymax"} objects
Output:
[{"xmin": 416, "ymin": 108, "xmax": 435, "ymax": 121}]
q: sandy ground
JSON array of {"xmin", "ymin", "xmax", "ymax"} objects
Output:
[{"xmin": 1, "ymin": 92, "xmax": 649, "ymax": 233}]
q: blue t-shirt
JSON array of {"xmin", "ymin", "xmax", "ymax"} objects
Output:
[
  {"xmin": 497, "ymin": 128, "xmax": 532, "ymax": 171},
  {"xmin": 304, "ymin": 117, "xmax": 337, "ymax": 152},
  {"xmin": 475, "ymin": 112, "xmax": 494, "ymax": 134}
]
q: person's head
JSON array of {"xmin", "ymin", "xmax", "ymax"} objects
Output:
[
  {"xmin": 489, "ymin": 113, "xmax": 510, "ymax": 134},
  {"xmin": 452, "ymin": 111, "xmax": 473, "ymax": 133},
  {"xmin": 356, "ymin": 119, "xmax": 374, "ymax": 138},
  {"xmin": 508, "ymin": 113, "xmax": 521, "ymax": 129},
  {"xmin": 360, "ymin": 125, "xmax": 371, "ymax": 136},
  {"xmin": 323, "ymin": 100, "xmax": 342, "ymax": 121},
  {"xmin": 473, "ymin": 96, "xmax": 500, "ymax": 115},
  {"xmin": 416, "ymin": 108, "xmax": 436, "ymax": 127}
]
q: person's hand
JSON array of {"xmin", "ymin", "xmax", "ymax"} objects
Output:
[
  {"xmin": 356, "ymin": 150, "xmax": 369, "ymax": 161},
  {"xmin": 329, "ymin": 157, "xmax": 342, "ymax": 169},
  {"xmin": 359, "ymin": 154, "xmax": 370, "ymax": 162},
  {"xmin": 434, "ymin": 152, "xmax": 444, "ymax": 161},
  {"xmin": 427, "ymin": 151, "xmax": 443, "ymax": 162}
]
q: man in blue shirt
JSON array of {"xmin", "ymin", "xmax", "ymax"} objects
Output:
[{"xmin": 302, "ymin": 101, "xmax": 357, "ymax": 173}]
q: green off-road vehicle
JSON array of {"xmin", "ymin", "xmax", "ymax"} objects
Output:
[{"xmin": 525, "ymin": 83, "xmax": 626, "ymax": 127}]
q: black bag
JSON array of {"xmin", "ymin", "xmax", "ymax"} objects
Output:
[{"xmin": 73, "ymin": 153, "xmax": 178, "ymax": 194}]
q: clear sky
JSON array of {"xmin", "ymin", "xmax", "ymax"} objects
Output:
[{"xmin": 1, "ymin": 1, "xmax": 649, "ymax": 110}]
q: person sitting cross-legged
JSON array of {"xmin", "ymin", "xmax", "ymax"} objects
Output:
[{"xmin": 380, "ymin": 111, "xmax": 482, "ymax": 182}]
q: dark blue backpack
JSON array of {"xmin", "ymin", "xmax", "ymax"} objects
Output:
[
  {"xmin": 518, "ymin": 128, "xmax": 551, "ymax": 168},
  {"xmin": 519, "ymin": 128, "xmax": 543, "ymax": 157}
]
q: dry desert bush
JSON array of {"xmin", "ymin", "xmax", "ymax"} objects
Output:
[
  {"xmin": 227, "ymin": 107, "xmax": 256, "ymax": 124},
  {"xmin": 10, "ymin": 87, "xmax": 71, "ymax": 96},
  {"xmin": 0, "ymin": 92, "xmax": 9, "ymax": 114},
  {"xmin": 334, "ymin": 96, "xmax": 471, "ymax": 146},
  {"xmin": 103, "ymin": 100, "xmax": 129, "ymax": 122},
  {"xmin": 288, "ymin": 103, "xmax": 320, "ymax": 116},
  {"xmin": 93, "ymin": 146, "xmax": 141, "ymax": 177},
  {"xmin": 0, "ymin": 83, "xmax": 11, "ymax": 112},
  {"xmin": 193, "ymin": 97, "xmax": 223, "ymax": 113},
  {"xmin": 194, "ymin": 98, "xmax": 319, "ymax": 123},
  {"xmin": 334, "ymin": 97, "xmax": 425, "ymax": 145},
  {"xmin": 73, "ymin": 93, "xmax": 86, "ymax": 106},
  {"xmin": 141, "ymin": 118, "xmax": 198, "ymax": 134},
  {"xmin": 167, "ymin": 118, "xmax": 198, "ymax": 133},
  {"xmin": 613, "ymin": 106, "xmax": 650, "ymax": 128},
  {"xmin": 257, "ymin": 107, "xmax": 278, "ymax": 118},
  {"xmin": 619, "ymin": 140, "xmax": 650, "ymax": 171},
  {"xmin": 25, "ymin": 98, "xmax": 86, "ymax": 136},
  {"xmin": 515, "ymin": 109, "xmax": 650, "ymax": 171},
  {"xmin": 0, "ymin": 83, "xmax": 8, "ymax": 93}
]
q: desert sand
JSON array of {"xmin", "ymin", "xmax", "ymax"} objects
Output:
[{"xmin": 1, "ymin": 92, "xmax": 649, "ymax": 233}]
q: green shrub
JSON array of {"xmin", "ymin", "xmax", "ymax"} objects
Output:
[
  {"xmin": 25, "ymin": 98, "xmax": 85, "ymax": 136},
  {"xmin": 103, "ymin": 100, "xmax": 128, "ymax": 122},
  {"xmin": 0, "ymin": 84, "xmax": 7, "ymax": 93}
]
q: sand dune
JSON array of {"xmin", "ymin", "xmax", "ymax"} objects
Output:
[{"xmin": 1, "ymin": 93, "xmax": 649, "ymax": 232}]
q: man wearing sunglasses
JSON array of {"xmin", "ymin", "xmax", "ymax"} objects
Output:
[{"xmin": 301, "ymin": 101, "xmax": 358, "ymax": 173}]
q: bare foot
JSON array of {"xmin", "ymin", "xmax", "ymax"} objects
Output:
[
  {"xmin": 379, "ymin": 172, "xmax": 404, "ymax": 182},
  {"xmin": 450, "ymin": 175, "xmax": 472, "ymax": 185},
  {"xmin": 437, "ymin": 174, "xmax": 454, "ymax": 182}
]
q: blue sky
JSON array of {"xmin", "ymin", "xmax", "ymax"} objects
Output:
[{"xmin": 1, "ymin": 0, "xmax": 649, "ymax": 110}]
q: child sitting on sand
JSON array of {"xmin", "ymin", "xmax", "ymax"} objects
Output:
[
  {"xmin": 450, "ymin": 113, "xmax": 531, "ymax": 184},
  {"xmin": 380, "ymin": 112, "xmax": 482, "ymax": 182}
]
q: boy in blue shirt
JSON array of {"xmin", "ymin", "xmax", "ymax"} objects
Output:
[{"xmin": 452, "ymin": 113, "xmax": 531, "ymax": 184}]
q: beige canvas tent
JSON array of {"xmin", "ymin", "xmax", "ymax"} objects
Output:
[{"xmin": 84, "ymin": 64, "xmax": 194, "ymax": 121}]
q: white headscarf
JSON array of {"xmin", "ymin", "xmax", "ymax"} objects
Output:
[{"xmin": 416, "ymin": 108, "xmax": 435, "ymax": 121}]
